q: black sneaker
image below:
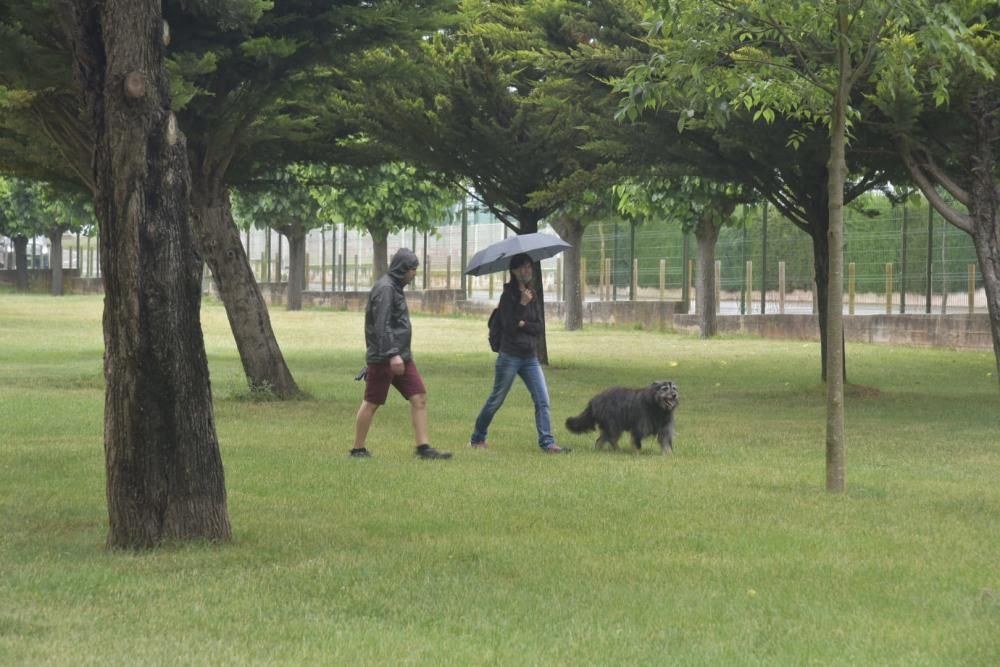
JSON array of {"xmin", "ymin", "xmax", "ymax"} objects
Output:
[
  {"xmin": 349, "ymin": 447, "xmax": 372, "ymax": 458},
  {"xmin": 415, "ymin": 444, "xmax": 452, "ymax": 460}
]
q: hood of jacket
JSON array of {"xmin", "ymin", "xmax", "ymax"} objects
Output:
[{"xmin": 387, "ymin": 248, "xmax": 419, "ymax": 284}]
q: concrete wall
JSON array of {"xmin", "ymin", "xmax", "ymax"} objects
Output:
[
  {"xmin": 253, "ymin": 283, "xmax": 466, "ymax": 315},
  {"xmin": 36, "ymin": 274, "xmax": 995, "ymax": 352},
  {"xmin": 1, "ymin": 269, "xmax": 81, "ymax": 292},
  {"xmin": 673, "ymin": 312, "xmax": 993, "ymax": 351}
]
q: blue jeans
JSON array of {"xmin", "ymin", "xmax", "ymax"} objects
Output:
[{"xmin": 471, "ymin": 353, "xmax": 555, "ymax": 448}]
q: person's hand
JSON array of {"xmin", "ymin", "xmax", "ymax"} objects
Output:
[
  {"xmin": 520, "ymin": 288, "xmax": 534, "ymax": 305},
  {"xmin": 390, "ymin": 355, "xmax": 405, "ymax": 376}
]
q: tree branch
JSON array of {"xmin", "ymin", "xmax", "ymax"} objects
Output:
[{"xmin": 898, "ymin": 140, "xmax": 973, "ymax": 233}]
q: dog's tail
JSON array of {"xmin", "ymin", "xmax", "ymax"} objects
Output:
[{"xmin": 565, "ymin": 405, "xmax": 596, "ymax": 433}]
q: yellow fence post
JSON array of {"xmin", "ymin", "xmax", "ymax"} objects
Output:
[
  {"xmin": 885, "ymin": 262, "xmax": 893, "ymax": 314},
  {"xmin": 631, "ymin": 258, "xmax": 638, "ymax": 301},
  {"xmin": 779, "ymin": 261, "xmax": 786, "ymax": 314},
  {"xmin": 714, "ymin": 260, "xmax": 721, "ymax": 314},
  {"xmin": 848, "ymin": 262, "xmax": 856, "ymax": 315},
  {"xmin": 968, "ymin": 264, "xmax": 976, "ymax": 314},
  {"xmin": 659, "ymin": 258, "xmax": 666, "ymax": 302}
]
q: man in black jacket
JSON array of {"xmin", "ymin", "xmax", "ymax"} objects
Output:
[
  {"xmin": 351, "ymin": 248, "xmax": 451, "ymax": 459},
  {"xmin": 468, "ymin": 253, "xmax": 569, "ymax": 453}
]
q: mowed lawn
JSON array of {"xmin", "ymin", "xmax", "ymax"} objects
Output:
[{"xmin": 1, "ymin": 293, "xmax": 998, "ymax": 666}]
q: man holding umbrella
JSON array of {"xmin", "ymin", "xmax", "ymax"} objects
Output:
[{"xmin": 468, "ymin": 252, "xmax": 570, "ymax": 454}]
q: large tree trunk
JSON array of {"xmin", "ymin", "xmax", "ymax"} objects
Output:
[
  {"xmin": 64, "ymin": 0, "xmax": 231, "ymax": 547},
  {"xmin": 189, "ymin": 188, "xmax": 300, "ymax": 397},
  {"xmin": 13, "ymin": 236, "xmax": 28, "ymax": 291},
  {"xmin": 551, "ymin": 215, "xmax": 585, "ymax": 331},
  {"xmin": 283, "ymin": 227, "xmax": 306, "ymax": 311},
  {"xmin": 48, "ymin": 231, "xmax": 64, "ymax": 296},
  {"xmin": 825, "ymin": 14, "xmax": 849, "ymax": 494},
  {"xmin": 370, "ymin": 230, "xmax": 389, "ymax": 282},
  {"xmin": 694, "ymin": 214, "xmax": 721, "ymax": 338}
]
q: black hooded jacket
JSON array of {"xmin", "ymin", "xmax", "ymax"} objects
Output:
[
  {"xmin": 364, "ymin": 249, "xmax": 418, "ymax": 364},
  {"xmin": 497, "ymin": 279, "xmax": 543, "ymax": 358}
]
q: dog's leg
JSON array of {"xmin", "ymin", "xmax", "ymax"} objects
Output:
[
  {"xmin": 658, "ymin": 422, "xmax": 675, "ymax": 454},
  {"xmin": 630, "ymin": 431, "xmax": 643, "ymax": 452}
]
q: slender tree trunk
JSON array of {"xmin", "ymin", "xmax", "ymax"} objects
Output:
[
  {"xmin": 825, "ymin": 10, "xmax": 849, "ymax": 494},
  {"xmin": 552, "ymin": 215, "xmax": 585, "ymax": 331},
  {"xmin": 694, "ymin": 214, "xmax": 721, "ymax": 338},
  {"xmin": 370, "ymin": 231, "xmax": 389, "ymax": 281},
  {"xmin": 189, "ymin": 187, "xmax": 300, "ymax": 397},
  {"xmin": 48, "ymin": 231, "xmax": 64, "ymax": 296},
  {"xmin": 810, "ymin": 227, "xmax": 831, "ymax": 380},
  {"xmin": 63, "ymin": 0, "xmax": 231, "ymax": 547},
  {"xmin": 284, "ymin": 228, "xmax": 306, "ymax": 311},
  {"xmin": 13, "ymin": 236, "xmax": 28, "ymax": 291}
]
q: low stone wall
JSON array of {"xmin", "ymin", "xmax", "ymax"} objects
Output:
[
  {"xmin": 254, "ymin": 283, "xmax": 466, "ymax": 315},
  {"xmin": 1, "ymin": 268, "xmax": 81, "ymax": 292},
  {"xmin": 455, "ymin": 299, "xmax": 682, "ymax": 331},
  {"xmin": 673, "ymin": 312, "xmax": 993, "ymax": 350},
  {"xmin": 39, "ymin": 275, "xmax": 994, "ymax": 352}
]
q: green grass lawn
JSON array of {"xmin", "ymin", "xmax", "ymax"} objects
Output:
[{"xmin": 1, "ymin": 293, "xmax": 998, "ymax": 666}]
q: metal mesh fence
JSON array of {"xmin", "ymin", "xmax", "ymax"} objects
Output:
[{"xmin": 45, "ymin": 201, "xmax": 986, "ymax": 314}]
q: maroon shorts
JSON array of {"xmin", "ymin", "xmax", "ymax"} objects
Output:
[{"xmin": 363, "ymin": 360, "xmax": 427, "ymax": 405}]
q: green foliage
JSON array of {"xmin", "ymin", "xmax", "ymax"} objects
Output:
[
  {"xmin": 309, "ymin": 162, "xmax": 460, "ymax": 241},
  {"xmin": 0, "ymin": 177, "xmax": 95, "ymax": 241},
  {"xmin": 231, "ymin": 167, "xmax": 322, "ymax": 236},
  {"xmin": 0, "ymin": 177, "xmax": 41, "ymax": 239},
  {"xmin": 615, "ymin": 177, "xmax": 751, "ymax": 234},
  {"xmin": 354, "ymin": 0, "xmax": 642, "ymax": 231}
]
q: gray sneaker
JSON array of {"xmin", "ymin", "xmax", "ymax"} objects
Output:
[{"xmin": 349, "ymin": 448, "xmax": 372, "ymax": 458}]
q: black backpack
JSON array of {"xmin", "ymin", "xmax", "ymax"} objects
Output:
[{"xmin": 488, "ymin": 307, "xmax": 502, "ymax": 353}]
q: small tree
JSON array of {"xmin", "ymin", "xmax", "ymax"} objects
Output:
[
  {"xmin": 617, "ymin": 178, "xmax": 752, "ymax": 337},
  {"xmin": 37, "ymin": 185, "xmax": 93, "ymax": 295},
  {"xmin": 232, "ymin": 169, "xmax": 322, "ymax": 311},
  {"xmin": 310, "ymin": 162, "xmax": 459, "ymax": 282},
  {"xmin": 0, "ymin": 177, "xmax": 48, "ymax": 291},
  {"xmin": 617, "ymin": 0, "xmax": 987, "ymax": 492}
]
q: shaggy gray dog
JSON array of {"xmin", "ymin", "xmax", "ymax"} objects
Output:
[{"xmin": 565, "ymin": 380, "xmax": 679, "ymax": 454}]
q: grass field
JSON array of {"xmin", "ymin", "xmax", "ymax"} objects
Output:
[{"xmin": 1, "ymin": 293, "xmax": 998, "ymax": 666}]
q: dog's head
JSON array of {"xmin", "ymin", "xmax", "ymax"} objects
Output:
[{"xmin": 650, "ymin": 380, "xmax": 679, "ymax": 411}]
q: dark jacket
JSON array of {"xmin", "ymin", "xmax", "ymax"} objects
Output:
[
  {"xmin": 364, "ymin": 249, "xmax": 418, "ymax": 364},
  {"xmin": 497, "ymin": 279, "xmax": 543, "ymax": 358}
]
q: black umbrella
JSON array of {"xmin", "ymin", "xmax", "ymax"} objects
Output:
[{"xmin": 463, "ymin": 232, "xmax": 571, "ymax": 276}]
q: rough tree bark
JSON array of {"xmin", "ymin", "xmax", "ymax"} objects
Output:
[
  {"xmin": 13, "ymin": 236, "xmax": 28, "ymax": 291},
  {"xmin": 551, "ymin": 215, "xmax": 585, "ymax": 331},
  {"xmin": 189, "ymin": 187, "xmax": 300, "ymax": 397},
  {"xmin": 370, "ymin": 231, "xmax": 389, "ymax": 282},
  {"xmin": 278, "ymin": 226, "xmax": 306, "ymax": 312},
  {"xmin": 47, "ymin": 230, "xmax": 65, "ymax": 296},
  {"xmin": 694, "ymin": 212, "xmax": 723, "ymax": 338},
  {"xmin": 62, "ymin": 0, "xmax": 231, "ymax": 547}
]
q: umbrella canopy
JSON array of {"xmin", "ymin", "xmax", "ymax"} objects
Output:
[{"xmin": 464, "ymin": 232, "xmax": 571, "ymax": 276}]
